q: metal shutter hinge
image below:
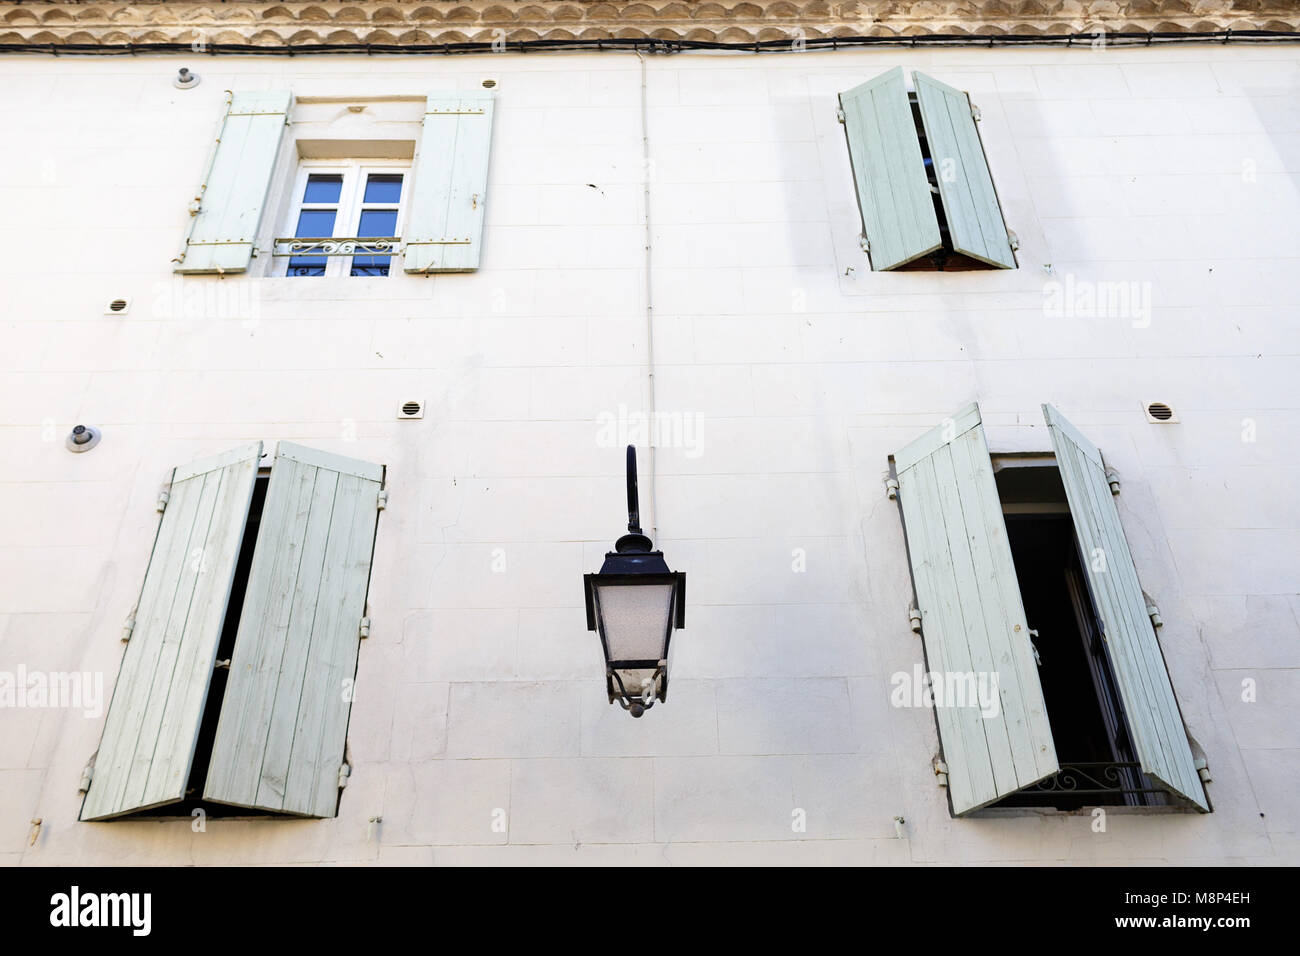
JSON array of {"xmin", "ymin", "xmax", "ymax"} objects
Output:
[
  {"xmin": 932, "ymin": 756, "xmax": 949, "ymax": 787},
  {"xmin": 859, "ymin": 235, "xmax": 870, "ymax": 253},
  {"xmin": 377, "ymin": 490, "xmax": 389, "ymax": 511},
  {"xmin": 885, "ymin": 477, "xmax": 899, "ymax": 500},
  {"xmin": 78, "ymin": 764, "xmax": 94, "ymax": 794},
  {"xmin": 214, "ymin": 659, "xmax": 231, "ymax": 670},
  {"xmin": 1106, "ymin": 470, "xmax": 1121, "ymax": 495},
  {"xmin": 121, "ymin": 614, "xmax": 135, "ymax": 643},
  {"xmin": 338, "ymin": 763, "xmax": 351, "ymax": 789},
  {"xmin": 1007, "ymin": 229, "xmax": 1020, "ymax": 251},
  {"xmin": 1028, "ymin": 629, "xmax": 1042, "ymax": 666},
  {"xmin": 908, "ymin": 604, "xmax": 922, "ymax": 634},
  {"xmin": 836, "ymin": 108, "xmax": 846, "ymax": 124},
  {"xmin": 359, "ymin": 617, "xmax": 371, "ymax": 640},
  {"xmin": 156, "ymin": 489, "xmax": 170, "ymax": 512},
  {"xmin": 970, "ymin": 104, "xmax": 982, "ymax": 121},
  {"xmin": 1194, "ymin": 756, "xmax": 1212, "ymax": 783},
  {"xmin": 1144, "ymin": 596, "xmax": 1163, "ymax": 628}
]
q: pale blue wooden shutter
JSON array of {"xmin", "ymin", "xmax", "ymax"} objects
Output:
[
  {"xmin": 403, "ymin": 90, "xmax": 495, "ymax": 273},
  {"xmin": 204, "ymin": 442, "xmax": 382, "ymax": 818},
  {"xmin": 80, "ymin": 444, "xmax": 262, "ymax": 821},
  {"xmin": 1042, "ymin": 405, "xmax": 1209, "ymax": 811},
  {"xmin": 895, "ymin": 404, "xmax": 1058, "ymax": 815},
  {"xmin": 174, "ymin": 91, "xmax": 292, "ymax": 275},
  {"xmin": 912, "ymin": 72, "xmax": 1015, "ymax": 269},
  {"xmin": 839, "ymin": 67, "xmax": 941, "ymax": 271}
]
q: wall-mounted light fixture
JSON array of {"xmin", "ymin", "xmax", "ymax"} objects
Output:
[
  {"xmin": 66, "ymin": 425, "xmax": 101, "ymax": 453},
  {"xmin": 173, "ymin": 68, "xmax": 200, "ymax": 90},
  {"xmin": 583, "ymin": 445, "xmax": 685, "ymax": 718}
]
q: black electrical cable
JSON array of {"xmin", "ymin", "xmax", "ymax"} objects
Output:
[{"xmin": 0, "ymin": 30, "xmax": 1297, "ymax": 57}]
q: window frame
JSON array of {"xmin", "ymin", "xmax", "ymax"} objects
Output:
[
  {"xmin": 80, "ymin": 441, "xmax": 386, "ymax": 822},
  {"xmin": 277, "ymin": 159, "xmax": 411, "ymax": 278},
  {"xmin": 837, "ymin": 69, "xmax": 1016, "ymax": 273},
  {"xmin": 890, "ymin": 404, "xmax": 1210, "ymax": 816}
]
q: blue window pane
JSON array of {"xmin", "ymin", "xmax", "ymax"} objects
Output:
[
  {"xmin": 289, "ymin": 208, "xmax": 337, "ymax": 276},
  {"xmin": 303, "ymin": 174, "xmax": 343, "ymax": 204},
  {"xmin": 351, "ymin": 208, "xmax": 399, "ymax": 276},
  {"xmin": 363, "ymin": 174, "xmax": 403, "ymax": 204},
  {"xmin": 294, "ymin": 208, "xmax": 337, "ymax": 238},
  {"xmin": 357, "ymin": 209, "xmax": 398, "ymax": 237}
]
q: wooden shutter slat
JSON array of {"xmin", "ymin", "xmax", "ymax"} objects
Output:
[
  {"xmin": 404, "ymin": 90, "xmax": 495, "ymax": 273},
  {"xmin": 839, "ymin": 67, "xmax": 941, "ymax": 271},
  {"xmin": 175, "ymin": 91, "xmax": 291, "ymax": 275},
  {"xmin": 204, "ymin": 443, "xmax": 381, "ymax": 818},
  {"xmin": 1042, "ymin": 405, "xmax": 1209, "ymax": 811},
  {"xmin": 80, "ymin": 443, "xmax": 261, "ymax": 821},
  {"xmin": 895, "ymin": 405, "xmax": 1058, "ymax": 815},
  {"xmin": 912, "ymin": 72, "xmax": 1015, "ymax": 270}
]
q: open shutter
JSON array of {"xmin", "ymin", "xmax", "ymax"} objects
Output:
[
  {"xmin": 80, "ymin": 444, "xmax": 261, "ymax": 820},
  {"xmin": 895, "ymin": 404, "xmax": 1058, "ymax": 815},
  {"xmin": 403, "ymin": 90, "xmax": 495, "ymax": 273},
  {"xmin": 839, "ymin": 67, "xmax": 941, "ymax": 271},
  {"xmin": 912, "ymin": 72, "xmax": 1015, "ymax": 269},
  {"xmin": 204, "ymin": 442, "xmax": 382, "ymax": 818},
  {"xmin": 175, "ymin": 91, "xmax": 291, "ymax": 275},
  {"xmin": 1042, "ymin": 405, "xmax": 1209, "ymax": 811}
]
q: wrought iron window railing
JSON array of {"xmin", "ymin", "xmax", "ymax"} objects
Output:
[
  {"xmin": 1022, "ymin": 762, "xmax": 1166, "ymax": 798},
  {"xmin": 272, "ymin": 237, "xmax": 401, "ymax": 257}
]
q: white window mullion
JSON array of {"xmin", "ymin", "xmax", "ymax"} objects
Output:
[{"xmin": 326, "ymin": 165, "xmax": 361, "ymax": 278}]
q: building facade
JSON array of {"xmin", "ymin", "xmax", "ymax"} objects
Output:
[{"xmin": 2, "ymin": 1, "xmax": 1298, "ymax": 865}]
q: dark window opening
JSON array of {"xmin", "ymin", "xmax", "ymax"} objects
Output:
[
  {"xmin": 891, "ymin": 93, "xmax": 1001, "ymax": 273},
  {"xmin": 989, "ymin": 462, "xmax": 1166, "ymax": 811},
  {"xmin": 141, "ymin": 472, "xmax": 283, "ymax": 819}
]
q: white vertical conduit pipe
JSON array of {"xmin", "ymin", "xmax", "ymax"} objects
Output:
[{"xmin": 635, "ymin": 50, "xmax": 659, "ymax": 538}]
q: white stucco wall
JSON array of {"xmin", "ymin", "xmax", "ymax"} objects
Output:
[{"xmin": 1, "ymin": 43, "xmax": 1297, "ymax": 865}]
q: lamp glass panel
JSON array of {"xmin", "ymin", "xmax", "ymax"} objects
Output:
[{"xmin": 596, "ymin": 583, "xmax": 674, "ymax": 662}]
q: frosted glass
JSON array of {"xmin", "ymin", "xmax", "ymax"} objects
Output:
[{"xmin": 596, "ymin": 583, "xmax": 674, "ymax": 662}]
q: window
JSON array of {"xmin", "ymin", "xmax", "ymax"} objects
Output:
[
  {"xmin": 174, "ymin": 90, "xmax": 496, "ymax": 276},
  {"xmin": 839, "ymin": 67, "xmax": 1016, "ymax": 272},
  {"xmin": 279, "ymin": 163, "xmax": 408, "ymax": 277},
  {"xmin": 891, "ymin": 403, "xmax": 1208, "ymax": 816},
  {"xmin": 80, "ymin": 442, "xmax": 384, "ymax": 821},
  {"xmin": 992, "ymin": 460, "xmax": 1165, "ymax": 810}
]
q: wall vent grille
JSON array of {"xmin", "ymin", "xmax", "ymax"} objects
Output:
[{"xmin": 1144, "ymin": 401, "xmax": 1178, "ymax": 423}]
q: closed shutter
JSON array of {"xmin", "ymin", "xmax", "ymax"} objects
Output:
[
  {"xmin": 1042, "ymin": 405, "xmax": 1209, "ymax": 811},
  {"xmin": 838, "ymin": 67, "xmax": 941, "ymax": 271},
  {"xmin": 895, "ymin": 404, "xmax": 1058, "ymax": 815},
  {"xmin": 175, "ymin": 91, "xmax": 292, "ymax": 275},
  {"xmin": 204, "ymin": 442, "xmax": 382, "ymax": 818},
  {"xmin": 80, "ymin": 444, "xmax": 262, "ymax": 821},
  {"xmin": 912, "ymin": 72, "xmax": 1015, "ymax": 269},
  {"xmin": 403, "ymin": 91, "xmax": 495, "ymax": 273}
]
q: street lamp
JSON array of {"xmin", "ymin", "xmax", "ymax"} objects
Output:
[{"xmin": 584, "ymin": 445, "xmax": 686, "ymax": 718}]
